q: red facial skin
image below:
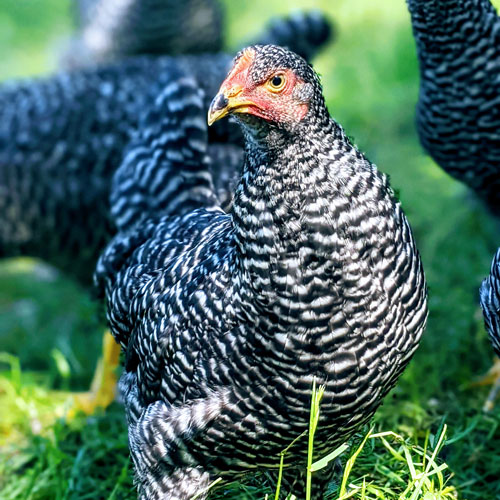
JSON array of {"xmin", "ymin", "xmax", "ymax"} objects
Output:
[{"xmin": 218, "ymin": 48, "xmax": 310, "ymax": 125}]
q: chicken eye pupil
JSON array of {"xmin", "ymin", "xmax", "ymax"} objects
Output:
[{"xmin": 271, "ymin": 75, "xmax": 283, "ymax": 87}]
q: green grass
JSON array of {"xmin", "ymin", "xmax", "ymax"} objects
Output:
[{"xmin": 1, "ymin": 0, "xmax": 500, "ymax": 498}]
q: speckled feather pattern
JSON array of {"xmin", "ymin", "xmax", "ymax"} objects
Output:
[
  {"xmin": 97, "ymin": 45, "xmax": 428, "ymax": 499},
  {"xmin": 0, "ymin": 12, "xmax": 331, "ymax": 284},
  {"xmin": 407, "ymin": 0, "xmax": 500, "ymax": 214},
  {"xmin": 480, "ymin": 249, "xmax": 500, "ymax": 357}
]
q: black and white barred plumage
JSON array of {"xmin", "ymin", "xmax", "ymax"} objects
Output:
[
  {"xmin": 0, "ymin": 12, "xmax": 332, "ymax": 284},
  {"xmin": 480, "ymin": 249, "xmax": 500, "ymax": 357},
  {"xmin": 96, "ymin": 45, "xmax": 428, "ymax": 499},
  {"xmin": 407, "ymin": 0, "xmax": 500, "ymax": 214}
]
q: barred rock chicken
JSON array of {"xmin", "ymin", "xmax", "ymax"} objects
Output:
[
  {"xmin": 407, "ymin": 0, "xmax": 500, "ymax": 215},
  {"xmin": 0, "ymin": 12, "xmax": 333, "ymax": 414},
  {"xmin": 62, "ymin": 0, "xmax": 224, "ymax": 68},
  {"xmin": 480, "ymin": 249, "xmax": 500, "ymax": 410},
  {"xmin": 407, "ymin": 0, "xmax": 500, "ymax": 402},
  {"xmin": 96, "ymin": 45, "xmax": 428, "ymax": 499}
]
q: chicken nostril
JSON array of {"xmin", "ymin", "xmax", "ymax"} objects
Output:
[{"xmin": 211, "ymin": 93, "xmax": 229, "ymax": 112}]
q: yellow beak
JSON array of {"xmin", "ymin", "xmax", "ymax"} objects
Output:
[
  {"xmin": 207, "ymin": 92, "xmax": 230, "ymax": 126},
  {"xmin": 207, "ymin": 86, "xmax": 258, "ymax": 126}
]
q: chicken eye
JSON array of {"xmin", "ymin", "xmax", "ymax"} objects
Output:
[
  {"xmin": 267, "ymin": 74, "xmax": 286, "ymax": 92},
  {"xmin": 271, "ymin": 75, "xmax": 283, "ymax": 87}
]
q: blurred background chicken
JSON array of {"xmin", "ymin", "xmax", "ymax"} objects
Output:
[
  {"xmin": 61, "ymin": 0, "xmax": 225, "ymax": 68},
  {"xmin": 407, "ymin": 0, "xmax": 500, "ymax": 216},
  {"xmin": 407, "ymin": 0, "xmax": 500, "ymax": 406}
]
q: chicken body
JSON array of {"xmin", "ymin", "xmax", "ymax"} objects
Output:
[
  {"xmin": 407, "ymin": 0, "xmax": 500, "ymax": 214},
  {"xmin": 62, "ymin": 0, "xmax": 224, "ymax": 68},
  {"xmin": 97, "ymin": 45, "xmax": 428, "ymax": 499}
]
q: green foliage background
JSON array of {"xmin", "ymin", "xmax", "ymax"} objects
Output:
[{"xmin": 1, "ymin": 1, "xmax": 500, "ymax": 499}]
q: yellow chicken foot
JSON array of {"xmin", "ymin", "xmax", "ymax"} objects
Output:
[
  {"xmin": 470, "ymin": 358, "xmax": 500, "ymax": 412},
  {"xmin": 67, "ymin": 330, "xmax": 121, "ymax": 417}
]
